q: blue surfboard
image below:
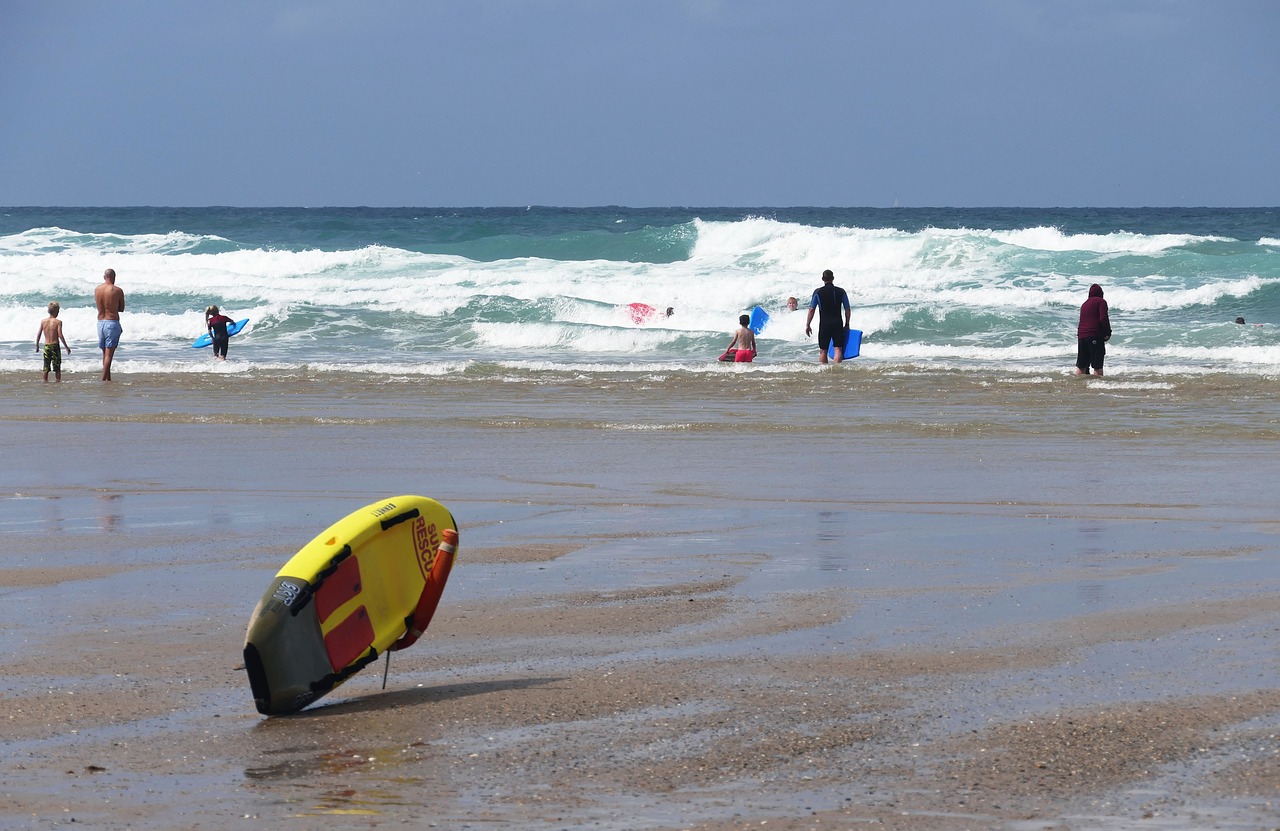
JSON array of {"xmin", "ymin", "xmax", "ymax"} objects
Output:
[
  {"xmin": 193, "ymin": 318, "xmax": 249, "ymax": 349},
  {"xmin": 748, "ymin": 306, "xmax": 769, "ymax": 335},
  {"xmin": 826, "ymin": 328, "xmax": 862, "ymax": 359}
]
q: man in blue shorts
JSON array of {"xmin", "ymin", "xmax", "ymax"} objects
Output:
[
  {"xmin": 94, "ymin": 268, "xmax": 125, "ymax": 381},
  {"xmin": 804, "ymin": 269, "xmax": 851, "ymax": 364}
]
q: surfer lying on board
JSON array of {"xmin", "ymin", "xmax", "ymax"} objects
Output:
[
  {"xmin": 719, "ymin": 314, "xmax": 757, "ymax": 362},
  {"xmin": 205, "ymin": 305, "xmax": 235, "ymax": 361}
]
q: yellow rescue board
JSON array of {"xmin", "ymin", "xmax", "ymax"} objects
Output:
[{"xmin": 243, "ymin": 495, "xmax": 458, "ymax": 715}]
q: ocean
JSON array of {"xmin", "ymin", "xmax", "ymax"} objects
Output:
[{"xmin": 2, "ymin": 206, "xmax": 1278, "ymax": 379}]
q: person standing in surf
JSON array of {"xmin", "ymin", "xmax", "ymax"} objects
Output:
[
  {"xmin": 94, "ymin": 268, "xmax": 125, "ymax": 381},
  {"xmin": 805, "ymin": 269, "xmax": 851, "ymax": 363},
  {"xmin": 1075, "ymin": 283, "xmax": 1112, "ymax": 377},
  {"xmin": 205, "ymin": 305, "xmax": 235, "ymax": 361},
  {"xmin": 35, "ymin": 301, "xmax": 71, "ymax": 382}
]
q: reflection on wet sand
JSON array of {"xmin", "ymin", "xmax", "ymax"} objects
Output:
[{"xmin": 99, "ymin": 492, "xmax": 123, "ymax": 532}]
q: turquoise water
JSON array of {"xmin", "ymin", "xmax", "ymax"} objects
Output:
[{"xmin": 2, "ymin": 206, "xmax": 1278, "ymax": 377}]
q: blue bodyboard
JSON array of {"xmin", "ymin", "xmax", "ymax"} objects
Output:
[
  {"xmin": 826, "ymin": 328, "xmax": 862, "ymax": 359},
  {"xmin": 193, "ymin": 318, "xmax": 249, "ymax": 349},
  {"xmin": 748, "ymin": 306, "xmax": 769, "ymax": 335}
]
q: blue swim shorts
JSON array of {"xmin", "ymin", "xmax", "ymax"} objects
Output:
[{"xmin": 97, "ymin": 320, "xmax": 123, "ymax": 349}]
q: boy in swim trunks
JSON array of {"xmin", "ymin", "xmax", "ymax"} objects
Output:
[
  {"xmin": 35, "ymin": 301, "xmax": 71, "ymax": 382},
  {"xmin": 720, "ymin": 314, "xmax": 757, "ymax": 362}
]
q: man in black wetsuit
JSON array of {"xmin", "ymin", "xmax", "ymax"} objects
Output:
[{"xmin": 804, "ymin": 269, "xmax": 852, "ymax": 364}]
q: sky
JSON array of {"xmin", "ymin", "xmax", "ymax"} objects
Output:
[{"xmin": 2, "ymin": 0, "xmax": 1277, "ymax": 207}]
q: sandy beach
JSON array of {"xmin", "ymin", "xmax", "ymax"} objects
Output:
[{"xmin": 1, "ymin": 368, "xmax": 1277, "ymax": 830}]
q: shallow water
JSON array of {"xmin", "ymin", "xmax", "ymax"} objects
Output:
[{"xmin": 5, "ymin": 370, "xmax": 1276, "ymax": 643}]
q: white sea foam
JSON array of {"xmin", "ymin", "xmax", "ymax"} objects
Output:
[
  {"xmin": 1087, "ymin": 380, "xmax": 1176, "ymax": 390},
  {"xmin": 0, "ymin": 226, "xmax": 217, "ymax": 255},
  {"xmin": 4, "ymin": 217, "xmax": 1278, "ymax": 378},
  {"xmin": 990, "ymin": 226, "xmax": 1224, "ymax": 253}
]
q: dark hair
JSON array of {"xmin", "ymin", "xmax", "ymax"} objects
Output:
[
  {"xmin": 739, "ymin": 314, "xmax": 750, "ymax": 326},
  {"xmin": 822, "ymin": 269, "xmax": 834, "ymax": 281}
]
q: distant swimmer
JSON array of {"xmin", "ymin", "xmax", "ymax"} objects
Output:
[
  {"xmin": 719, "ymin": 313, "xmax": 757, "ymax": 362},
  {"xmin": 786, "ymin": 296, "xmax": 799, "ymax": 312},
  {"xmin": 805, "ymin": 270, "xmax": 851, "ymax": 364},
  {"xmin": 1074, "ymin": 283, "xmax": 1111, "ymax": 377},
  {"xmin": 35, "ymin": 301, "xmax": 71, "ymax": 382},
  {"xmin": 94, "ymin": 268, "xmax": 125, "ymax": 381},
  {"xmin": 665, "ymin": 306, "xmax": 674, "ymax": 317},
  {"xmin": 1235, "ymin": 317, "xmax": 1246, "ymax": 324}
]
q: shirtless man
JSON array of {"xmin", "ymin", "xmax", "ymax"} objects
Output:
[
  {"xmin": 94, "ymin": 268, "xmax": 125, "ymax": 381},
  {"xmin": 35, "ymin": 301, "xmax": 72, "ymax": 382}
]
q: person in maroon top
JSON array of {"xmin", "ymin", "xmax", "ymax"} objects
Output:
[
  {"xmin": 205, "ymin": 305, "xmax": 235, "ymax": 361},
  {"xmin": 1075, "ymin": 283, "xmax": 1112, "ymax": 376}
]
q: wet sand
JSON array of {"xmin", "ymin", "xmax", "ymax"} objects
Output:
[{"xmin": 1, "ymin": 370, "xmax": 1278, "ymax": 830}]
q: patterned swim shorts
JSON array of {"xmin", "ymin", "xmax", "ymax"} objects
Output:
[{"xmin": 42, "ymin": 343, "xmax": 62, "ymax": 373}]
